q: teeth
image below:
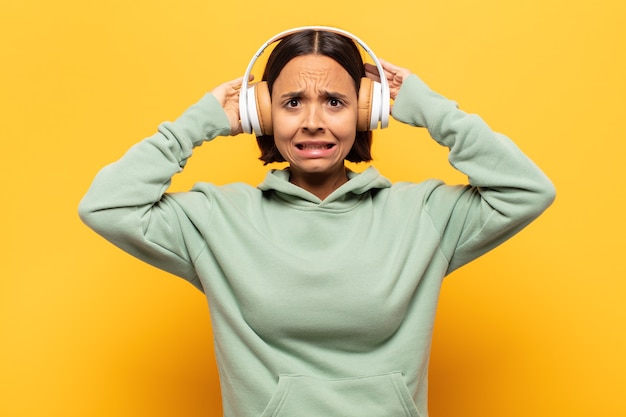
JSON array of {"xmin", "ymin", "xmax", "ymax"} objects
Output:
[{"xmin": 297, "ymin": 144, "xmax": 334, "ymax": 150}]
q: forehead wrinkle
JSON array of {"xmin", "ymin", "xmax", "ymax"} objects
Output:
[
  {"xmin": 273, "ymin": 55, "xmax": 357, "ymax": 99},
  {"xmin": 292, "ymin": 69, "xmax": 351, "ymax": 97},
  {"xmin": 297, "ymin": 68, "xmax": 329, "ymax": 85}
]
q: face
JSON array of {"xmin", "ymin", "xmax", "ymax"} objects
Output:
[{"xmin": 271, "ymin": 54, "xmax": 358, "ymax": 179}]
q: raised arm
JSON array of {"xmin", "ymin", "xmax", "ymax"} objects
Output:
[
  {"xmin": 368, "ymin": 60, "xmax": 556, "ymax": 273},
  {"xmin": 78, "ymin": 77, "xmax": 247, "ymax": 284}
]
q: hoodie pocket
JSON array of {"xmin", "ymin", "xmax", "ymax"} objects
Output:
[{"xmin": 259, "ymin": 372, "xmax": 422, "ymax": 417}]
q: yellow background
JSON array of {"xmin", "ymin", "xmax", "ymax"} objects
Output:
[{"xmin": 2, "ymin": 0, "xmax": 625, "ymax": 416}]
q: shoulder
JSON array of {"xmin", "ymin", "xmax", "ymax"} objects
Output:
[
  {"xmin": 190, "ymin": 181, "xmax": 262, "ymax": 200},
  {"xmin": 380, "ymin": 179, "xmax": 474, "ymax": 214},
  {"xmin": 385, "ymin": 179, "xmax": 450, "ymax": 200},
  {"xmin": 165, "ymin": 181, "xmax": 263, "ymax": 209}
]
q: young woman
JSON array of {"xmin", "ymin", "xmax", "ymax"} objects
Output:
[{"xmin": 79, "ymin": 27, "xmax": 555, "ymax": 417}]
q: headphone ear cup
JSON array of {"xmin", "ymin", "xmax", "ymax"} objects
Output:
[
  {"xmin": 369, "ymin": 80, "xmax": 382, "ymax": 130},
  {"xmin": 254, "ymin": 81, "xmax": 273, "ymax": 136},
  {"xmin": 357, "ymin": 77, "xmax": 373, "ymax": 132},
  {"xmin": 244, "ymin": 85, "xmax": 258, "ymax": 135}
]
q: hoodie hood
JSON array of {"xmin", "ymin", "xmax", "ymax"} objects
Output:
[{"xmin": 257, "ymin": 166, "xmax": 392, "ymax": 209}]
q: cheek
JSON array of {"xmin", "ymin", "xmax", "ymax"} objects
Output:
[
  {"xmin": 332, "ymin": 112, "xmax": 358, "ymax": 144},
  {"xmin": 271, "ymin": 111, "xmax": 298, "ymax": 146},
  {"xmin": 338, "ymin": 114, "xmax": 358, "ymax": 134}
]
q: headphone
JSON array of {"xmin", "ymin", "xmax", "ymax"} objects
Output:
[{"xmin": 239, "ymin": 26, "xmax": 390, "ymax": 136}]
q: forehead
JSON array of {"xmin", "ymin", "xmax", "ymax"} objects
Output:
[{"xmin": 273, "ymin": 54, "xmax": 356, "ymax": 92}]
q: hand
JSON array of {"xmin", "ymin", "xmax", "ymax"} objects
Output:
[
  {"xmin": 210, "ymin": 75, "xmax": 254, "ymax": 136},
  {"xmin": 364, "ymin": 59, "xmax": 411, "ymax": 101}
]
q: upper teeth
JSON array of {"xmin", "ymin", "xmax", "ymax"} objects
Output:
[{"xmin": 298, "ymin": 144, "xmax": 332, "ymax": 150}]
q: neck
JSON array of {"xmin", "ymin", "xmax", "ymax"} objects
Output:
[{"xmin": 289, "ymin": 167, "xmax": 349, "ymax": 200}]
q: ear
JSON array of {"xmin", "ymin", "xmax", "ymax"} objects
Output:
[
  {"xmin": 357, "ymin": 77, "xmax": 373, "ymax": 132},
  {"xmin": 254, "ymin": 81, "xmax": 273, "ymax": 136}
]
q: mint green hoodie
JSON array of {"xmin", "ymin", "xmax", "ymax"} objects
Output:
[{"xmin": 79, "ymin": 74, "xmax": 555, "ymax": 417}]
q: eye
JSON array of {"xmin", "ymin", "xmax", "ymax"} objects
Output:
[
  {"xmin": 328, "ymin": 97, "xmax": 343, "ymax": 107},
  {"xmin": 285, "ymin": 98, "xmax": 300, "ymax": 108}
]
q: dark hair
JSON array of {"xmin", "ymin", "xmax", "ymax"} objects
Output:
[{"xmin": 256, "ymin": 29, "xmax": 373, "ymax": 165}]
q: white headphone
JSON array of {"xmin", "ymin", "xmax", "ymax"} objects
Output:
[{"xmin": 239, "ymin": 26, "xmax": 390, "ymax": 136}]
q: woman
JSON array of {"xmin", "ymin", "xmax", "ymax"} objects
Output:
[{"xmin": 79, "ymin": 27, "xmax": 555, "ymax": 417}]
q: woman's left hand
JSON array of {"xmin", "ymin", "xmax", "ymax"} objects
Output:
[{"xmin": 364, "ymin": 59, "xmax": 411, "ymax": 101}]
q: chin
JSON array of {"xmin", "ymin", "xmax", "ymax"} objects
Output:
[{"xmin": 297, "ymin": 162, "xmax": 344, "ymax": 175}]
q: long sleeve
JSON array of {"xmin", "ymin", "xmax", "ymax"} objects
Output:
[
  {"xmin": 392, "ymin": 74, "xmax": 556, "ymax": 274},
  {"xmin": 78, "ymin": 93, "xmax": 232, "ymax": 285}
]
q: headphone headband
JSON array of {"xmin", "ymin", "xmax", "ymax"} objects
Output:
[{"xmin": 239, "ymin": 26, "xmax": 390, "ymax": 135}]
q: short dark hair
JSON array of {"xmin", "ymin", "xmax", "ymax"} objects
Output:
[{"xmin": 256, "ymin": 29, "xmax": 373, "ymax": 165}]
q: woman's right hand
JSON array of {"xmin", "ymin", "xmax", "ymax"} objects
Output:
[{"xmin": 210, "ymin": 75, "xmax": 254, "ymax": 136}]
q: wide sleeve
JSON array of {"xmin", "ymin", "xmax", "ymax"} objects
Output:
[
  {"xmin": 392, "ymin": 74, "xmax": 556, "ymax": 274},
  {"xmin": 78, "ymin": 93, "xmax": 232, "ymax": 285}
]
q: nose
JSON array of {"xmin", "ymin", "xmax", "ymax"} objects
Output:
[{"xmin": 302, "ymin": 103, "xmax": 325, "ymax": 134}]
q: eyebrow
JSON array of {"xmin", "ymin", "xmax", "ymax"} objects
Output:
[{"xmin": 279, "ymin": 90, "xmax": 351, "ymax": 100}]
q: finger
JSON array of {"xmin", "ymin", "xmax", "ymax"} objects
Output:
[
  {"xmin": 379, "ymin": 58, "xmax": 411, "ymax": 82},
  {"xmin": 366, "ymin": 61, "xmax": 394, "ymax": 79},
  {"xmin": 379, "ymin": 58, "xmax": 401, "ymax": 74},
  {"xmin": 230, "ymin": 74, "xmax": 255, "ymax": 91}
]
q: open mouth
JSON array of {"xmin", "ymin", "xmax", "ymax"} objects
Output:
[{"xmin": 295, "ymin": 143, "xmax": 335, "ymax": 150}]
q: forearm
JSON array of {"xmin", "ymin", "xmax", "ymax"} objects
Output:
[{"xmin": 394, "ymin": 74, "xmax": 554, "ymax": 212}]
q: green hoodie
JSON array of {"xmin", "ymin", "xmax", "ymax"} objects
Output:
[{"xmin": 79, "ymin": 74, "xmax": 555, "ymax": 417}]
